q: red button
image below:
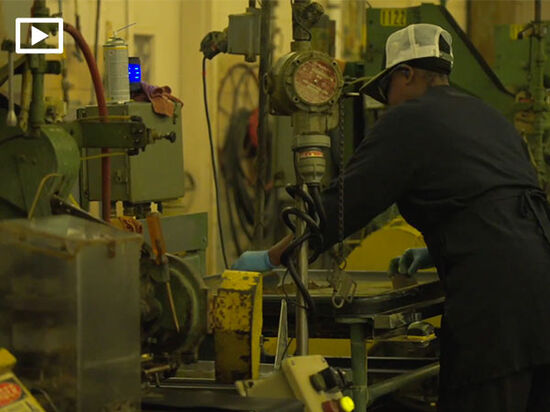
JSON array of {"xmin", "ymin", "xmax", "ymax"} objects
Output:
[{"xmin": 322, "ymin": 399, "xmax": 340, "ymax": 412}]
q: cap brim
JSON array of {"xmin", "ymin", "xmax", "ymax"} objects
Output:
[{"xmin": 359, "ymin": 67, "xmax": 392, "ymax": 104}]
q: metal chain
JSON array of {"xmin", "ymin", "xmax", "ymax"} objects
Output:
[{"xmin": 337, "ymin": 97, "xmax": 346, "ymax": 266}]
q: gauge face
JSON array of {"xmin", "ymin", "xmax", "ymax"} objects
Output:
[{"xmin": 293, "ymin": 59, "xmax": 338, "ymax": 105}]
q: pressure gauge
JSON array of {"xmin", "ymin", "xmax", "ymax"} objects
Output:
[
  {"xmin": 293, "ymin": 59, "xmax": 340, "ymax": 105},
  {"xmin": 268, "ymin": 49, "xmax": 343, "ymax": 115}
]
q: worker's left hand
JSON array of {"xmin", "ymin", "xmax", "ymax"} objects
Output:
[
  {"xmin": 388, "ymin": 248, "xmax": 434, "ymax": 276},
  {"xmin": 231, "ymin": 250, "xmax": 277, "ymax": 272}
]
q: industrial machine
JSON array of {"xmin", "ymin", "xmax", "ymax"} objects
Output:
[
  {"xmin": 0, "ymin": 0, "xmax": 212, "ymax": 410},
  {"xmin": 3, "ymin": 0, "xmax": 549, "ymax": 411}
]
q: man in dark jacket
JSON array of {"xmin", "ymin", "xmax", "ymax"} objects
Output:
[{"xmin": 233, "ymin": 23, "xmax": 550, "ymax": 411}]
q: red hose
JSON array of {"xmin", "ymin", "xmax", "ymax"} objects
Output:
[{"xmin": 63, "ymin": 22, "xmax": 111, "ymax": 222}]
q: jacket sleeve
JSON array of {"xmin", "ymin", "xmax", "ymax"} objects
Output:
[{"xmin": 319, "ymin": 105, "xmax": 425, "ymax": 251}]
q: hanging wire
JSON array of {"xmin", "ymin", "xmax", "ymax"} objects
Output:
[{"xmin": 203, "ymin": 57, "xmax": 229, "ymax": 269}]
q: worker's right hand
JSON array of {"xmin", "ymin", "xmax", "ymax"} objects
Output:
[
  {"xmin": 388, "ymin": 248, "xmax": 434, "ymax": 276},
  {"xmin": 231, "ymin": 250, "xmax": 277, "ymax": 272}
]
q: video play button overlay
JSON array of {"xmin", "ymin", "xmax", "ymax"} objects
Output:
[
  {"xmin": 30, "ymin": 26, "xmax": 49, "ymax": 46},
  {"xmin": 15, "ymin": 17, "xmax": 64, "ymax": 54}
]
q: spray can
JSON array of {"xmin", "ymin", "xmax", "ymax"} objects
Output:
[{"xmin": 103, "ymin": 36, "xmax": 129, "ymax": 102}]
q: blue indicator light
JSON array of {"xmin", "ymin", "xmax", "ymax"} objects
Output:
[{"xmin": 128, "ymin": 63, "xmax": 141, "ymax": 83}]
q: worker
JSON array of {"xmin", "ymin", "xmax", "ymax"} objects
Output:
[{"xmin": 232, "ymin": 23, "xmax": 550, "ymax": 411}]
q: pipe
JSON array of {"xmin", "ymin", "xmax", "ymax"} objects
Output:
[
  {"xmin": 29, "ymin": 0, "xmax": 46, "ymax": 133},
  {"xmin": 253, "ymin": 0, "xmax": 275, "ymax": 246},
  {"xmin": 91, "ymin": 0, "xmax": 101, "ymax": 106},
  {"xmin": 350, "ymin": 323, "xmax": 367, "ymax": 411},
  {"xmin": 295, "ymin": 188, "xmax": 309, "ymax": 355},
  {"xmin": 93, "ymin": 0, "xmax": 101, "ymax": 62},
  {"xmin": 29, "ymin": 60, "xmax": 45, "ymax": 131},
  {"xmin": 367, "ymin": 362, "xmax": 440, "ymax": 406},
  {"xmin": 63, "ymin": 22, "xmax": 111, "ymax": 222},
  {"xmin": 19, "ymin": 62, "xmax": 32, "ymax": 131},
  {"xmin": 535, "ymin": 0, "xmax": 542, "ymax": 23},
  {"xmin": 6, "ymin": 52, "xmax": 16, "ymax": 127}
]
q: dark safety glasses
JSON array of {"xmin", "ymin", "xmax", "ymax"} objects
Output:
[{"xmin": 378, "ymin": 64, "xmax": 411, "ymax": 103}]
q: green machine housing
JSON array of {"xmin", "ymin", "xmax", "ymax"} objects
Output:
[{"xmin": 80, "ymin": 102, "xmax": 185, "ymax": 205}]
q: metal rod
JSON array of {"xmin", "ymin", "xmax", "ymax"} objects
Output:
[
  {"xmin": 6, "ymin": 52, "xmax": 16, "ymax": 127},
  {"xmin": 367, "ymin": 362, "xmax": 440, "ymax": 406},
  {"xmin": 535, "ymin": 0, "xmax": 542, "ymax": 23},
  {"xmin": 166, "ymin": 282, "xmax": 181, "ymax": 333},
  {"xmin": 350, "ymin": 323, "xmax": 367, "ymax": 412},
  {"xmin": 253, "ymin": 0, "xmax": 275, "ymax": 247},
  {"xmin": 295, "ymin": 186, "xmax": 309, "ymax": 355},
  {"xmin": 29, "ymin": 57, "xmax": 45, "ymax": 131},
  {"xmin": 93, "ymin": 0, "xmax": 101, "ymax": 61}
]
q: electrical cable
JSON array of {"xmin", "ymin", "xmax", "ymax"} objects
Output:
[
  {"xmin": 30, "ymin": 387, "xmax": 60, "ymax": 412},
  {"xmin": 281, "ymin": 336, "xmax": 294, "ymax": 360},
  {"xmin": 28, "ymin": 173, "xmax": 62, "ymax": 219},
  {"xmin": 279, "ymin": 184, "xmax": 326, "ymax": 315},
  {"xmin": 203, "ymin": 57, "xmax": 229, "ymax": 269},
  {"xmin": 281, "ymin": 269, "xmax": 307, "ymax": 310}
]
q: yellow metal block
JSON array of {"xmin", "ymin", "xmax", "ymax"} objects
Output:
[
  {"xmin": 214, "ymin": 270, "xmax": 263, "ymax": 383},
  {"xmin": 346, "ymin": 217, "xmax": 425, "ymax": 271},
  {"xmin": 0, "ymin": 350, "xmax": 16, "ymax": 375},
  {"xmin": 0, "ymin": 349, "xmax": 45, "ymax": 411}
]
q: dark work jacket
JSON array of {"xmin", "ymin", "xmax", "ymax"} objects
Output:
[{"xmin": 320, "ymin": 85, "xmax": 550, "ymax": 387}]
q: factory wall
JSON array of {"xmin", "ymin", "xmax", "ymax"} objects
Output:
[{"xmin": 0, "ymin": 0, "xmax": 545, "ymax": 274}]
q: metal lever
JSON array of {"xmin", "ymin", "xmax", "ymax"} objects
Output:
[
  {"xmin": 6, "ymin": 51, "xmax": 17, "ymax": 127},
  {"xmin": 146, "ymin": 213, "xmax": 180, "ymax": 333},
  {"xmin": 274, "ymin": 299, "xmax": 289, "ymax": 370}
]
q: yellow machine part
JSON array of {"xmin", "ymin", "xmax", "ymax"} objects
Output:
[
  {"xmin": 213, "ymin": 270, "xmax": 263, "ymax": 383},
  {"xmin": 0, "ymin": 349, "xmax": 45, "ymax": 411},
  {"xmin": 346, "ymin": 217, "xmax": 441, "ymax": 330},
  {"xmin": 236, "ymin": 355, "xmax": 351, "ymax": 412},
  {"xmin": 346, "ymin": 217, "xmax": 426, "ymax": 271}
]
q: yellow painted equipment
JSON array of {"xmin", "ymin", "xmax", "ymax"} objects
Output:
[
  {"xmin": 236, "ymin": 355, "xmax": 353, "ymax": 412},
  {"xmin": 346, "ymin": 217, "xmax": 426, "ymax": 271},
  {"xmin": 213, "ymin": 270, "xmax": 263, "ymax": 383},
  {"xmin": 0, "ymin": 348, "xmax": 44, "ymax": 411}
]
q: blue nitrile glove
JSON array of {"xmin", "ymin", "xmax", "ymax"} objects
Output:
[
  {"xmin": 388, "ymin": 248, "xmax": 434, "ymax": 276},
  {"xmin": 231, "ymin": 250, "xmax": 277, "ymax": 272}
]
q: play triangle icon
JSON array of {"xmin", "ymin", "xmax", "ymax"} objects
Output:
[{"xmin": 31, "ymin": 26, "xmax": 49, "ymax": 46}]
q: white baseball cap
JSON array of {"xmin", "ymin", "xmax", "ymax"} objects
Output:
[{"xmin": 360, "ymin": 24, "xmax": 454, "ymax": 103}]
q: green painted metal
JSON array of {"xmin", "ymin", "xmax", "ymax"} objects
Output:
[
  {"xmin": 493, "ymin": 22, "xmax": 550, "ymax": 189},
  {"xmin": 62, "ymin": 119, "xmax": 151, "ymax": 149},
  {"xmin": 29, "ymin": 54, "xmax": 46, "ymax": 133},
  {"xmin": 493, "ymin": 23, "xmax": 550, "ymax": 93},
  {"xmin": 364, "ymin": 4, "xmax": 515, "ymax": 119},
  {"xmin": 80, "ymin": 102, "xmax": 185, "ymax": 203},
  {"xmin": 528, "ymin": 21, "xmax": 549, "ymax": 188},
  {"xmin": 0, "ymin": 125, "xmax": 80, "ymax": 218},
  {"xmin": 140, "ymin": 212, "xmax": 208, "ymax": 277}
]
